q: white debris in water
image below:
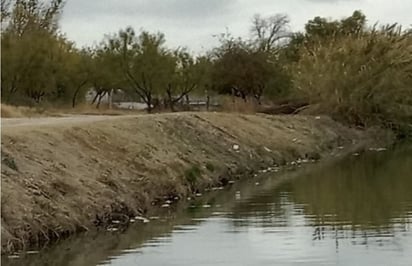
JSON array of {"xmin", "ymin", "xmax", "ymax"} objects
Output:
[
  {"xmin": 165, "ymin": 200, "xmax": 172, "ymax": 204},
  {"xmin": 353, "ymin": 153, "xmax": 360, "ymax": 156},
  {"xmin": 228, "ymin": 180, "xmax": 235, "ymax": 184},
  {"xmin": 8, "ymin": 254, "xmax": 20, "ymax": 259},
  {"xmin": 338, "ymin": 146, "xmax": 344, "ymax": 150},
  {"xmin": 26, "ymin": 251, "xmax": 39, "ymax": 254},
  {"xmin": 369, "ymin": 147, "xmax": 387, "ymax": 152},
  {"xmin": 263, "ymin": 146, "xmax": 272, "ymax": 152},
  {"xmin": 129, "ymin": 219, "xmax": 136, "ymax": 223},
  {"xmin": 134, "ymin": 216, "xmax": 150, "ymax": 223},
  {"xmin": 255, "ymin": 182, "xmax": 260, "ymax": 186},
  {"xmin": 235, "ymin": 191, "xmax": 241, "ymax": 200},
  {"xmin": 202, "ymin": 204, "xmax": 212, "ymax": 208},
  {"xmin": 111, "ymin": 220, "xmax": 121, "ymax": 224},
  {"xmin": 161, "ymin": 203, "xmax": 170, "ymax": 208},
  {"xmin": 232, "ymin": 144, "xmax": 240, "ymax": 151},
  {"xmin": 174, "ymin": 196, "xmax": 179, "ymax": 200},
  {"xmin": 187, "ymin": 197, "xmax": 192, "ymax": 200},
  {"xmin": 195, "ymin": 193, "xmax": 202, "ymax": 197},
  {"xmin": 107, "ymin": 227, "xmax": 119, "ymax": 232},
  {"xmin": 292, "ymin": 138, "xmax": 298, "ymax": 142},
  {"xmin": 315, "ymin": 116, "xmax": 321, "ymax": 120}
]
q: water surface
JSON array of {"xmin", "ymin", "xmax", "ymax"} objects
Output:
[{"xmin": 4, "ymin": 145, "xmax": 412, "ymax": 266}]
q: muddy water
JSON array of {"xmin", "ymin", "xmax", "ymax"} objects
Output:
[{"xmin": 3, "ymin": 145, "xmax": 412, "ymax": 266}]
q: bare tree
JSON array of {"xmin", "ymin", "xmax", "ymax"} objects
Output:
[{"xmin": 251, "ymin": 13, "xmax": 291, "ymax": 52}]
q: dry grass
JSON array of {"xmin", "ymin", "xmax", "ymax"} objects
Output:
[
  {"xmin": 292, "ymin": 25, "xmax": 412, "ymax": 132},
  {"xmin": 0, "ymin": 104, "xmax": 51, "ymax": 118},
  {"xmin": 220, "ymin": 96, "xmax": 259, "ymax": 113},
  {"xmin": 1, "ymin": 112, "xmax": 393, "ymax": 254}
]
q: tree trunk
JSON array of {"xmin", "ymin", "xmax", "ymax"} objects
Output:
[
  {"xmin": 162, "ymin": 98, "xmax": 168, "ymax": 110},
  {"xmin": 254, "ymin": 94, "xmax": 262, "ymax": 105},
  {"xmin": 241, "ymin": 91, "xmax": 247, "ymax": 102},
  {"xmin": 206, "ymin": 95, "xmax": 210, "ymax": 111},
  {"xmin": 146, "ymin": 94, "xmax": 152, "ymax": 113},
  {"xmin": 91, "ymin": 91, "xmax": 100, "ymax": 105},
  {"xmin": 185, "ymin": 94, "xmax": 190, "ymax": 105},
  {"xmin": 108, "ymin": 89, "xmax": 113, "ymax": 109},
  {"xmin": 72, "ymin": 87, "xmax": 81, "ymax": 108},
  {"xmin": 72, "ymin": 81, "xmax": 87, "ymax": 108},
  {"xmin": 96, "ymin": 91, "xmax": 106, "ymax": 109},
  {"xmin": 167, "ymin": 90, "xmax": 175, "ymax": 112}
]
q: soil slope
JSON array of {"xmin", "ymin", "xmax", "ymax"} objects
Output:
[{"xmin": 0, "ymin": 112, "xmax": 392, "ymax": 253}]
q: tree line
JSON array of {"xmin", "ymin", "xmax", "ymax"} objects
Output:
[{"xmin": 1, "ymin": 1, "xmax": 411, "ymax": 134}]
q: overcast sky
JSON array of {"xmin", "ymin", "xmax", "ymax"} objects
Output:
[{"xmin": 60, "ymin": 0, "xmax": 412, "ymax": 53}]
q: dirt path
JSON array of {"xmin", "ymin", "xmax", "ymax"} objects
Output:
[{"xmin": 1, "ymin": 115, "xmax": 143, "ymax": 128}]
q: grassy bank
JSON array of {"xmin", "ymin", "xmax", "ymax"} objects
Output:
[{"xmin": 0, "ymin": 112, "xmax": 393, "ymax": 254}]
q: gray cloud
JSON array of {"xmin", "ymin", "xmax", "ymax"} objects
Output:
[
  {"xmin": 60, "ymin": 0, "xmax": 412, "ymax": 52},
  {"xmin": 304, "ymin": 0, "xmax": 358, "ymax": 2},
  {"xmin": 63, "ymin": 0, "xmax": 237, "ymax": 24}
]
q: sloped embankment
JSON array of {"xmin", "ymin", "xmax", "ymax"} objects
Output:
[{"xmin": 1, "ymin": 112, "xmax": 392, "ymax": 253}]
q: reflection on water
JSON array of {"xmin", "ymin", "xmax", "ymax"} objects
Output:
[{"xmin": 3, "ymin": 145, "xmax": 412, "ymax": 266}]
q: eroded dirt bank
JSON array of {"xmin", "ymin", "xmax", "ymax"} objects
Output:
[{"xmin": 0, "ymin": 112, "xmax": 393, "ymax": 254}]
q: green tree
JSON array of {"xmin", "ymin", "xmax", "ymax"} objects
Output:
[
  {"xmin": 211, "ymin": 32, "xmax": 289, "ymax": 104},
  {"xmin": 164, "ymin": 50, "xmax": 202, "ymax": 111},
  {"xmin": 193, "ymin": 55, "xmax": 214, "ymax": 110},
  {"xmin": 305, "ymin": 10, "xmax": 366, "ymax": 40},
  {"xmin": 1, "ymin": 0, "xmax": 65, "ymax": 104},
  {"xmin": 110, "ymin": 27, "xmax": 174, "ymax": 112},
  {"xmin": 56, "ymin": 47, "xmax": 92, "ymax": 107},
  {"xmin": 88, "ymin": 44, "xmax": 124, "ymax": 108}
]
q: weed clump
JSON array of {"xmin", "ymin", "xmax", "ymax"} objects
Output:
[
  {"xmin": 184, "ymin": 165, "xmax": 202, "ymax": 186},
  {"xmin": 2, "ymin": 153, "xmax": 18, "ymax": 171},
  {"xmin": 205, "ymin": 162, "xmax": 215, "ymax": 172}
]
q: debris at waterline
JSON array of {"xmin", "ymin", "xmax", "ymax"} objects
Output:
[{"xmin": 369, "ymin": 147, "xmax": 387, "ymax": 152}]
